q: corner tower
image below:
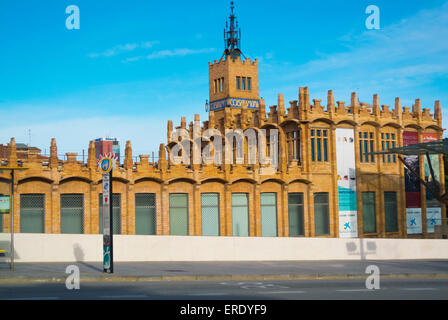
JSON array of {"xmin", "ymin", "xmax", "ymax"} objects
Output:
[{"xmin": 208, "ymin": 1, "xmax": 260, "ymax": 123}]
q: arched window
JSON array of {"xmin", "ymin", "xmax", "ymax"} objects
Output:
[{"xmin": 283, "ymin": 122, "xmax": 301, "ymax": 163}]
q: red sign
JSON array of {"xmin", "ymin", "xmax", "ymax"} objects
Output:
[
  {"xmin": 423, "ymin": 133, "xmax": 438, "ymax": 143},
  {"xmin": 403, "ymin": 131, "xmax": 418, "ymax": 147}
]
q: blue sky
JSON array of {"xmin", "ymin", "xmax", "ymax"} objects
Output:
[{"xmin": 1, "ymin": 0, "xmax": 448, "ymax": 158}]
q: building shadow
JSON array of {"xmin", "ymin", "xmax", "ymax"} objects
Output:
[{"xmin": 346, "ymin": 238, "xmax": 377, "ymax": 260}]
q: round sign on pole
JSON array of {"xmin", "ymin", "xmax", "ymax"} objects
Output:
[{"xmin": 97, "ymin": 153, "xmax": 117, "ymax": 174}]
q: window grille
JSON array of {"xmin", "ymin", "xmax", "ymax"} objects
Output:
[
  {"xmin": 61, "ymin": 194, "xmax": 84, "ymax": 234},
  {"xmin": 261, "ymin": 193, "xmax": 277, "ymax": 237},
  {"xmin": 20, "ymin": 194, "xmax": 45, "ymax": 233},
  {"xmin": 201, "ymin": 193, "xmax": 220, "ymax": 236},
  {"xmin": 288, "ymin": 193, "xmax": 304, "ymax": 236},
  {"xmin": 135, "ymin": 193, "xmax": 156, "ymax": 235},
  {"xmin": 169, "ymin": 194, "xmax": 188, "ymax": 236},
  {"xmin": 314, "ymin": 193, "xmax": 330, "ymax": 235},
  {"xmin": 232, "ymin": 193, "xmax": 249, "ymax": 237}
]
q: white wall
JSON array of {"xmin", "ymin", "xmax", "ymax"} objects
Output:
[{"xmin": 3, "ymin": 233, "xmax": 448, "ymax": 262}]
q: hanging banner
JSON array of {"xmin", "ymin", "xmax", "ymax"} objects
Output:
[
  {"xmin": 423, "ymin": 133, "xmax": 440, "ymax": 205},
  {"xmin": 0, "ymin": 196, "xmax": 10, "ymax": 214},
  {"xmin": 336, "ymin": 128, "xmax": 358, "ymax": 238},
  {"xmin": 427, "ymin": 207, "xmax": 442, "ymax": 233},
  {"xmin": 406, "ymin": 208, "xmax": 423, "ymax": 234},
  {"xmin": 422, "ymin": 133, "xmax": 441, "ymax": 233},
  {"xmin": 403, "ymin": 131, "xmax": 422, "ymax": 234}
]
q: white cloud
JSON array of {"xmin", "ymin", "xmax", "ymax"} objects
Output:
[
  {"xmin": 87, "ymin": 41, "xmax": 160, "ymax": 58},
  {"xmin": 122, "ymin": 48, "xmax": 216, "ymax": 63},
  {"xmin": 287, "ymin": 2, "xmax": 448, "ymax": 81},
  {"xmin": 259, "ymin": 1, "xmax": 448, "ymax": 122}
]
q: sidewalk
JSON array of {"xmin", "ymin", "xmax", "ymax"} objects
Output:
[{"xmin": 1, "ymin": 260, "xmax": 448, "ymax": 283}]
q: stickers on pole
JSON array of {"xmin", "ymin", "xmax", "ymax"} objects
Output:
[
  {"xmin": 97, "ymin": 152, "xmax": 117, "ymax": 273},
  {"xmin": 102, "ymin": 173, "xmax": 111, "ymax": 236}
]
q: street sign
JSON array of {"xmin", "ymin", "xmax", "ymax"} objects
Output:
[{"xmin": 0, "ymin": 196, "xmax": 10, "ymax": 214}]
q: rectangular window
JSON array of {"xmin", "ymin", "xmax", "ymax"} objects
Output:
[
  {"xmin": 384, "ymin": 192, "xmax": 398, "ymax": 233},
  {"xmin": 232, "ymin": 193, "xmax": 249, "ymax": 237},
  {"xmin": 381, "ymin": 132, "xmax": 397, "ymax": 163},
  {"xmin": 288, "ymin": 193, "xmax": 304, "ymax": 236},
  {"xmin": 221, "ymin": 77, "xmax": 225, "ymax": 92},
  {"xmin": 247, "ymin": 77, "xmax": 252, "ymax": 91},
  {"xmin": 61, "ymin": 194, "xmax": 84, "ymax": 234},
  {"xmin": 314, "ymin": 193, "xmax": 330, "ymax": 236},
  {"xmin": 359, "ymin": 131, "xmax": 375, "ymax": 163},
  {"xmin": 311, "ymin": 129, "xmax": 315, "ymax": 161},
  {"xmin": 286, "ymin": 130, "xmax": 300, "ymax": 162},
  {"xmin": 20, "ymin": 194, "xmax": 45, "ymax": 233},
  {"xmin": 135, "ymin": 193, "xmax": 156, "ymax": 235},
  {"xmin": 311, "ymin": 128, "xmax": 329, "ymax": 163},
  {"xmin": 99, "ymin": 193, "xmax": 121, "ymax": 235},
  {"xmin": 236, "ymin": 76, "xmax": 241, "ymax": 90},
  {"xmin": 261, "ymin": 193, "xmax": 277, "ymax": 237},
  {"xmin": 362, "ymin": 192, "xmax": 376, "ymax": 234},
  {"xmin": 242, "ymin": 77, "xmax": 246, "ymax": 90},
  {"xmin": 201, "ymin": 193, "xmax": 220, "ymax": 236},
  {"xmin": 169, "ymin": 194, "xmax": 188, "ymax": 236}
]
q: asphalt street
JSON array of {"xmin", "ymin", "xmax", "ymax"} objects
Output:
[{"xmin": 1, "ymin": 278, "xmax": 448, "ymax": 300}]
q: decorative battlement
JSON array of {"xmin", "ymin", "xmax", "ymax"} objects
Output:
[
  {"xmin": 168, "ymin": 86, "xmax": 443, "ymax": 151},
  {"xmin": 209, "ymin": 56, "xmax": 258, "ymax": 68}
]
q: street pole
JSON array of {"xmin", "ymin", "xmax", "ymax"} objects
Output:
[
  {"xmin": 10, "ymin": 170, "xmax": 14, "ymax": 272},
  {"xmin": 109, "ymin": 170, "xmax": 114, "ymax": 273}
]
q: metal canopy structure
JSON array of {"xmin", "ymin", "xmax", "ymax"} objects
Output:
[
  {"xmin": 374, "ymin": 140, "xmax": 448, "ymax": 206},
  {"xmin": 375, "ymin": 140, "xmax": 448, "ymax": 156}
]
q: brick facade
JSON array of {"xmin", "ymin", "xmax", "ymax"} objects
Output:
[{"xmin": 0, "ymin": 54, "xmax": 445, "ymax": 239}]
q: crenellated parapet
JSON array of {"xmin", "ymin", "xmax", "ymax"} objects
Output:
[{"xmin": 0, "ymin": 86, "xmax": 443, "ymax": 203}]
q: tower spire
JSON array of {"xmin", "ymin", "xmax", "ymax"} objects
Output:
[{"xmin": 223, "ymin": 1, "xmax": 244, "ymax": 60}]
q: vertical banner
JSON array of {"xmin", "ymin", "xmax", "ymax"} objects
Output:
[
  {"xmin": 336, "ymin": 128, "xmax": 358, "ymax": 238},
  {"xmin": 403, "ymin": 131, "xmax": 422, "ymax": 234},
  {"xmin": 98, "ymin": 153, "xmax": 116, "ymax": 273},
  {"xmin": 423, "ymin": 133, "xmax": 442, "ymax": 233}
]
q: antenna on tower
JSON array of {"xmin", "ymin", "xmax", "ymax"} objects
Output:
[{"xmin": 222, "ymin": 0, "xmax": 245, "ymax": 60}]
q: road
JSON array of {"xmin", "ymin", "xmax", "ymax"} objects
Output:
[{"xmin": 1, "ymin": 278, "xmax": 448, "ymax": 300}]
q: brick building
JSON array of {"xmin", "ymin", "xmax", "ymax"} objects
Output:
[{"xmin": 0, "ymin": 4, "xmax": 445, "ymax": 238}]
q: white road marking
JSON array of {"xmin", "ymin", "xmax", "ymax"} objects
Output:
[
  {"xmin": 187, "ymin": 293, "xmax": 228, "ymax": 296},
  {"xmin": 262, "ymin": 291, "xmax": 306, "ymax": 294},
  {"xmin": 99, "ymin": 295, "xmax": 147, "ymax": 299},
  {"xmin": 336, "ymin": 289, "xmax": 376, "ymax": 292},
  {"xmin": 3, "ymin": 297, "xmax": 60, "ymax": 300},
  {"xmin": 399, "ymin": 288, "xmax": 438, "ymax": 291}
]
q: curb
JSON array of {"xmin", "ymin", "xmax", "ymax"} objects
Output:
[{"xmin": 1, "ymin": 273, "xmax": 448, "ymax": 284}]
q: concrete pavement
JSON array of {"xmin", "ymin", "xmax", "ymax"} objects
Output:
[{"xmin": 1, "ymin": 260, "xmax": 448, "ymax": 283}]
